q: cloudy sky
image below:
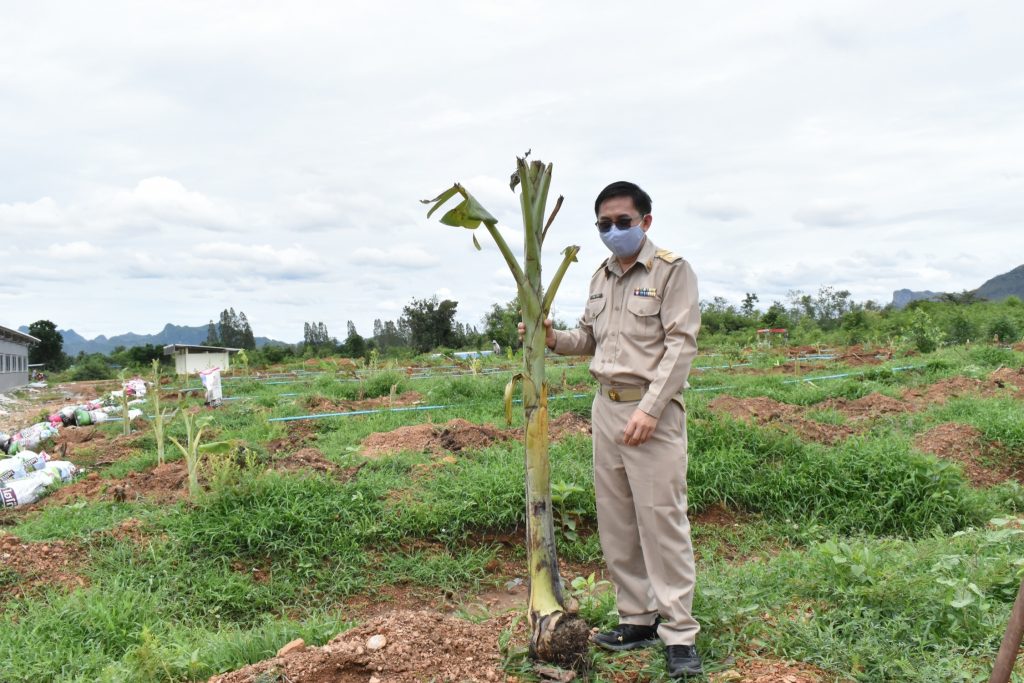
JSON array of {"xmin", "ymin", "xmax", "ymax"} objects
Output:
[{"xmin": 2, "ymin": 1, "xmax": 1022, "ymax": 343}]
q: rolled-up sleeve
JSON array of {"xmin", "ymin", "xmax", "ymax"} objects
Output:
[
  {"xmin": 638, "ymin": 261, "xmax": 700, "ymax": 418},
  {"xmin": 552, "ymin": 311, "xmax": 597, "ymax": 356}
]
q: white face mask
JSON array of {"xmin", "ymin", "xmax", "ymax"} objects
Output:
[{"xmin": 599, "ymin": 223, "xmax": 646, "ymax": 258}]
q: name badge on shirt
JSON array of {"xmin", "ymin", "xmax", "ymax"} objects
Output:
[
  {"xmin": 633, "ymin": 288, "xmax": 658, "ymax": 297},
  {"xmin": 589, "ymin": 293, "xmax": 603, "ymax": 300}
]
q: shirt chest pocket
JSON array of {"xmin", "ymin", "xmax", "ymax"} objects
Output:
[
  {"xmin": 626, "ymin": 296, "xmax": 661, "ymax": 338},
  {"xmin": 586, "ymin": 297, "xmax": 608, "ymax": 337}
]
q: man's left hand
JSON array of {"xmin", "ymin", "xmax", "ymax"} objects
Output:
[{"xmin": 623, "ymin": 409, "xmax": 658, "ymax": 446}]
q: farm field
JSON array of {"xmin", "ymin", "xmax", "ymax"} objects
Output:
[{"xmin": 2, "ymin": 343, "xmax": 1024, "ymax": 682}]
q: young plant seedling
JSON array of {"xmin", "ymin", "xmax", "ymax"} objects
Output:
[
  {"xmin": 169, "ymin": 408, "xmax": 209, "ymax": 498},
  {"xmin": 150, "ymin": 359, "xmax": 176, "ymax": 466},
  {"xmin": 423, "ymin": 153, "xmax": 589, "ymax": 667}
]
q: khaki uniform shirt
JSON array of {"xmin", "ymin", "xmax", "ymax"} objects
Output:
[{"xmin": 552, "ymin": 237, "xmax": 700, "ymax": 419}]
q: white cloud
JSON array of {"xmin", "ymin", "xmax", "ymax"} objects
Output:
[
  {"xmin": 350, "ymin": 246, "xmax": 441, "ymax": 269},
  {"xmin": 793, "ymin": 200, "xmax": 872, "ymax": 227},
  {"xmin": 1, "ymin": 1, "xmax": 1022, "ymax": 340},
  {"xmin": 687, "ymin": 196, "xmax": 752, "ymax": 222}
]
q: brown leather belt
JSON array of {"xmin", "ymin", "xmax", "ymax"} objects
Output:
[{"xmin": 599, "ymin": 384, "xmax": 648, "ymax": 402}]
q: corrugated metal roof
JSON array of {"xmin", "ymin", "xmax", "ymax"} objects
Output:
[
  {"xmin": 163, "ymin": 344, "xmax": 242, "ymax": 355},
  {"xmin": 0, "ymin": 325, "xmax": 40, "ymax": 345}
]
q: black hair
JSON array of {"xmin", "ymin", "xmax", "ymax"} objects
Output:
[{"xmin": 594, "ymin": 181, "xmax": 652, "ymax": 216}]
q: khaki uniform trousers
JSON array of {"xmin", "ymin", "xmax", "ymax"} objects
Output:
[{"xmin": 592, "ymin": 393, "xmax": 699, "ymax": 646}]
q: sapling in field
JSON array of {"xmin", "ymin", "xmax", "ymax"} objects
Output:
[
  {"xmin": 149, "ymin": 359, "xmax": 175, "ymax": 466},
  {"xmin": 118, "ymin": 371, "xmax": 132, "ymax": 436},
  {"xmin": 169, "ymin": 409, "xmax": 209, "ymax": 498},
  {"xmin": 423, "ymin": 153, "xmax": 589, "ymax": 666}
]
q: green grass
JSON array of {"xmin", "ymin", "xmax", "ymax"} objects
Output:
[{"xmin": 0, "ymin": 345, "xmax": 1021, "ymax": 681}]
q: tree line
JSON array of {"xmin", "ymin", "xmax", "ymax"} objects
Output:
[{"xmin": 24, "ymin": 290, "xmax": 1024, "ymax": 381}]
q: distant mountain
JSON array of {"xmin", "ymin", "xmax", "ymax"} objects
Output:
[
  {"xmin": 17, "ymin": 323, "xmax": 289, "ymax": 356},
  {"xmin": 892, "ymin": 289, "xmax": 943, "ymax": 309},
  {"xmin": 892, "ymin": 263, "xmax": 1024, "ymax": 309},
  {"xmin": 976, "ymin": 264, "xmax": 1024, "ymax": 302}
]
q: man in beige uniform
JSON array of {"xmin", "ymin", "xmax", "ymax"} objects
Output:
[{"xmin": 543, "ymin": 181, "xmax": 702, "ymax": 677}]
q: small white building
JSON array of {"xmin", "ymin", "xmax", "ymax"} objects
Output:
[
  {"xmin": 163, "ymin": 344, "xmax": 240, "ymax": 375},
  {"xmin": 0, "ymin": 325, "xmax": 38, "ymax": 393}
]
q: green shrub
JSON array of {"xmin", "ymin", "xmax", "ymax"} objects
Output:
[{"xmin": 66, "ymin": 354, "xmax": 115, "ymax": 381}]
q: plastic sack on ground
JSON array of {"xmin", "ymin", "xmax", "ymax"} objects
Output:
[
  {"xmin": 74, "ymin": 409, "xmax": 109, "ymax": 426},
  {"xmin": 11, "ymin": 422, "xmax": 59, "ymax": 452},
  {"xmin": 44, "ymin": 460, "xmax": 77, "ymax": 482},
  {"xmin": 199, "ymin": 367, "xmax": 223, "ymax": 407},
  {"xmin": 0, "ymin": 456, "xmax": 27, "ymax": 483},
  {"xmin": 123, "ymin": 378, "xmax": 147, "ymax": 398},
  {"xmin": 0, "ymin": 470, "xmax": 55, "ymax": 508},
  {"xmin": 127, "ymin": 409, "xmax": 144, "ymax": 421},
  {"xmin": 16, "ymin": 450, "xmax": 48, "ymax": 473}
]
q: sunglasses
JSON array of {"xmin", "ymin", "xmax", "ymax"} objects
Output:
[{"xmin": 595, "ymin": 215, "xmax": 645, "ymax": 233}]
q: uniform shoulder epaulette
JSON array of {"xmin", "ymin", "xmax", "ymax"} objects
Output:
[
  {"xmin": 655, "ymin": 249, "xmax": 682, "ymax": 264},
  {"xmin": 593, "ymin": 258, "xmax": 610, "ymax": 275}
]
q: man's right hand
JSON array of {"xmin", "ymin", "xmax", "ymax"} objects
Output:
[{"xmin": 517, "ymin": 319, "xmax": 556, "ymax": 350}]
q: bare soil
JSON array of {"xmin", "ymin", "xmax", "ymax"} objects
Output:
[
  {"xmin": 0, "ymin": 534, "xmax": 88, "ymax": 598},
  {"xmin": 708, "ymin": 396, "xmax": 854, "ymax": 445},
  {"xmin": 817, "ymin": 393, "xmax": 911, "ymax": 420},
  {"xmin": 361, "ymin": 414, "xmax": 591, "ymax": 459},
  {"xmin": 268, "ymin": 420, "xmax": 320, "ymax": 455},
  {"xmin": 900, "ymin": 369, "xmax": 1024, "ymax": 407},
  {"xmin": 208, "ymin": 610, "xmax": 513, "ymax": 683},
  {"xmin": 692, "ymin": 503, "xmax": 743, "ymax": 527},
  {"xmin": 40, "ymin": 462, "xmax": 190, "ymax": 507},
  {"xmin": 912, "ymin": 422, "xmax": 1020, "ymax": 486},
  {"xmin": 270, "ymin": 448, "xmax": 363, "ymax": 483},
  {"xmin": 304, "ymin": 391, "xmax": 424, "ymax": 413},
  {"xmin": 361, "ymin": 418, "xmax": 512, "ymax": 458},
  {"xmin": 990, "ymin": 366, "xmax": 1024, "ymax": 395},
  {"xmin": 835, "ymin": 344, "xmax": 892, "ymax": 366}
]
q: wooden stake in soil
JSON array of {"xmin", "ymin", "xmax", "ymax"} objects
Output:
[{"xmin": 990, "ymin": 576, "xmax": 1024, "ymax": 683}]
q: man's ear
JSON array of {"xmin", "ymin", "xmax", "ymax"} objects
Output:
[{"xmin": 641, "ymin": 214, "xmax": 653, "ymax": 232}]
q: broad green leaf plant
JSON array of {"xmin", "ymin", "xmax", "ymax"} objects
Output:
[{"xmin": 423, "ymin": 154, "xmax": 587, "ymax": 665}]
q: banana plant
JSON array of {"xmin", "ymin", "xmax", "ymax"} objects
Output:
[{"xmin": 423, "ymin": 154, "xmax": 585, "ymax": 663}]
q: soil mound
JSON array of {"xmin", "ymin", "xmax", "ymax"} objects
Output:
[
  {"xmin": 708, "ymin": 396, "xmax": 853, "ymax": 446},
  {"xmin": 268, "ymin": 421, "xmax": 320, "ymax": 455},
  {"xmin": 209, "ymin": 610, "xmax": 508, "ymax": 683},
  {"xmin": 709, "ymin": 396, "xmax": 802, "ymax": 422},
  {"xmin": 547, "ymin": 412, "xmax": 591, "ymax": 439},
  {"xmin": 902, "ymin": 376, "xmax": 986, "ymax": 406},
  {"xmin": 710, "ymin": 657, "xmax": 829, "ymax": 682},
  {"xmin": 42, "ymin": 462, "xmax": 189, "ymax": 507},
  {"xmin": 271, "ymin": 448, "xmax": 363, "ymax": 483},
  {"xmin": 56, "ymin": 426, "xmax": 102, "ymax": 445},
  {"xmin": 990, "ymin": 367, "xmax": 1024, "ymax": 394},
  {"xmin": 913, "ymin": 422, "xmax": 1016, "ymax": 487},
  {"xmin": 693, "ymin": 503, "xmax": 742, "ymax": 527},
  {"xmin": 818, "ymin": 393, "xmax": 910, "ymax": 419},
  {"xmin": 304, "ymin": 391, "xmax": 424, "ymax": 414},
  {"xmin": 361, "ymin": 419, "xmax": 512, "ymax": 458},
  {"xmin": 836, "ymin": 345, "xmax": 892, "ymax": 366},
  {"xmin": 0, "ymin": 534, "xmax": 87, "ymax": 596}
]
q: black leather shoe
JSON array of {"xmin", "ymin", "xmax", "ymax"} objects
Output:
[
  {"xmin": 591, "ymin": 621, "xmax": 660, "ymax": 651},
  {"xmin": 666, "ymin": 644, "xmax": 703, "ymax": 678}
]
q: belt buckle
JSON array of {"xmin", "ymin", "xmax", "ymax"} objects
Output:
[{"xmin": 608, "ymin": 389, "xmax": 620, "ymax": 401}]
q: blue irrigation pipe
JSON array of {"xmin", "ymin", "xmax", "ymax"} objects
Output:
[{"xmin": 266, "ymin": 392, "xmax": 594, "ymax": 422}]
